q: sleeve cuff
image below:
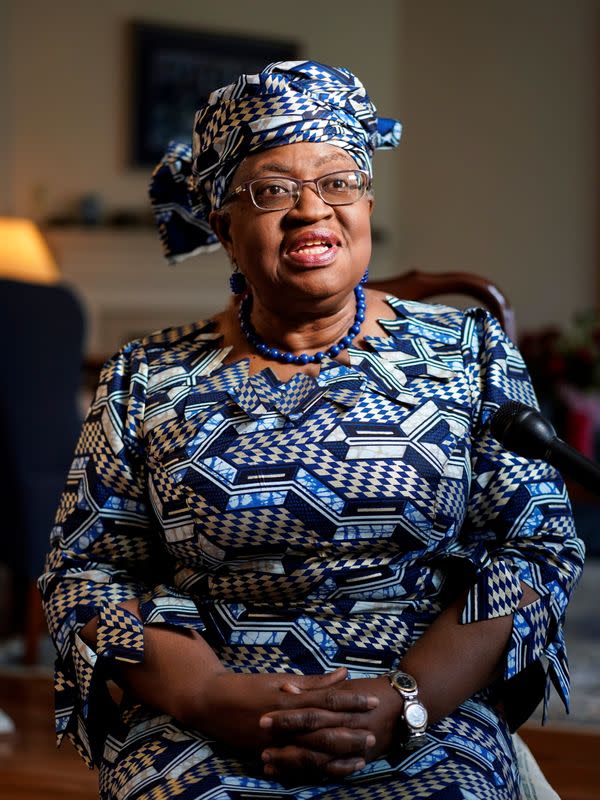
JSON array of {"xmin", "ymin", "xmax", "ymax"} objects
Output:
[
  {"xmin": 460, "ymin": 557, "xmax": 571, "ymax": 726},
  {"xmin": 56, "ymin": 604, "xmax": 145, "ymax": 765},
  {"xmin": 96, "ymin": 603, "xmax": 145, "ymax": 664},
  {"xmin": 504, "ymin": 597, "xmax": 550, "ymax": 682},
  {"xmin": 460, "ymin": 558, "xmax": 523, "ymax": 624},
  {"xmin": 139, "ymin": 583, "xmax": 207, "ymax": 630},
  {"xmin": 55, "ymin": 589, "xmax": 207, "ymax": 765}
]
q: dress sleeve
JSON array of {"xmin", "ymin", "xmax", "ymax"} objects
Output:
[
  {"xmin": 456, "ymin": 309, "xmax": 585, "ymax": 730},
  {"xmin": 38, "ymin": 340, "xmax": 202, "ymax": 765}
]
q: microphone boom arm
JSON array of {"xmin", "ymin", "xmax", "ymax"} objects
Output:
[{"xmin": 491, "ymin": 401, "xmax": 600, "ymax": 497}]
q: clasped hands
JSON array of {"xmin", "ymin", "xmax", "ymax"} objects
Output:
[{"xmin": 194, "ymin": 667, "xmax": 404, "ymax": 782}]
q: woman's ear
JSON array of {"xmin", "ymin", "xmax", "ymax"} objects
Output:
[{"xmin": 209, "ymin": 209, "xmax": 234, "ymax": 258}]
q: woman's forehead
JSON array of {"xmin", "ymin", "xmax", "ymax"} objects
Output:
[{"xmin": 233, "ymin": 143, "xmax": 358, "ymax": 182}]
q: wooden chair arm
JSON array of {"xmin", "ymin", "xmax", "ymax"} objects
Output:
[{"xmin": 369, "ymin": 269, "xmax": 516, "ymax": 341}]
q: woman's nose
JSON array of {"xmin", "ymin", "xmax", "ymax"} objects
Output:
[{"xmin": 288, "ymin": 183, "xmax": 333, "ymax": 220}]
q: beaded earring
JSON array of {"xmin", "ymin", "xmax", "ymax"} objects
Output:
[
  {"xmin": 360, "ymin": 268, "xmax": 369, "ymax": 285},
  {"xmin": 229, "ymin": 264, "xmax": 246, "ymax": 294}
]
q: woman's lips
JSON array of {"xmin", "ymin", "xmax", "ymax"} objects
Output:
[{"xmin": 284, "ymin": 234, "xmax": 340, "ymax": 267}]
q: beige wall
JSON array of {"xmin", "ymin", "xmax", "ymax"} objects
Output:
[
  {"xmin": 4, "ymin": 0, "xmax": 401, "ymax": 241},
  {"xmin": 0, "ymin": 0, "xmax": 401, "ymax": 353},
  {"xmin": 2, "ymin": 0, "xmax": 402, "ymax": 353},
  {"xmin": 2, "ymin": 0, "xmax": 599, "ymax": 344},
  {"xmin": 400, "ymin": 0, "xmax": 600, "ymax": 329}
]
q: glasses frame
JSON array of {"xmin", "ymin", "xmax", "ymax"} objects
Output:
[{"xmin": 223, "ymin": 169, "xmax": 372, "ymax": 211}]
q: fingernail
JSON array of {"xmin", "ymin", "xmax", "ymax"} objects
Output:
[
  {"xmin": 355, "ymin": 759, "xmax": 365, "ymax": 770},
  {"xmin": 259, "ymin": 716, "xmax": 273, "ymax": 728},
  {"xmin": 262, "ymin": 751, "xmax": 271, "ymax": 763},
  {"xmin": 281, "ymin": 681, "xmax": 301, "ymax": 694},
  {"xmin": 366, "ymin": 734, "xmax": 376, "ymax": 748},
  {"xmin": 367, "ymin": 696, "xmax": 379, "ymax": 709}
]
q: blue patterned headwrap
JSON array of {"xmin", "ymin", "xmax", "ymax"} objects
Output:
[{"xmin": 149, "ymin": 60, "xmax": 402, "ymax": 263}]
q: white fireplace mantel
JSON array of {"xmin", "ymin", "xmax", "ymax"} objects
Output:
[
  {"xmin": 46, "ymin": 225, "xmax": 393, "ymax": 359},
  {"xmin": 46, "ymin": 226, "xmax": 231, "ymax": 357}
]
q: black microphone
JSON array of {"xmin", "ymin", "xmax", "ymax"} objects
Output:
[{"xmin": 490, "ymin": 400, "xmax": 600, "ymax": 496}]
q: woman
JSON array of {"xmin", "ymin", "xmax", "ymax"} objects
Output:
[{"xmin": 40, "ymin": 61, "xmax": 584, "ymax": 799}]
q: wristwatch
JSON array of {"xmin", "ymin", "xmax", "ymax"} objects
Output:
[{"xmin": 387, "ymin": 670, "xmax": 428, "ymax": 749}]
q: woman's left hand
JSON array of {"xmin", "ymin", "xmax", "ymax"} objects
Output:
[{"xmin": 259, "ymin": 675, "xmax": 403, "ymax": 781}]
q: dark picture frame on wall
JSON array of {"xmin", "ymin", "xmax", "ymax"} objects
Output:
[{"xmin": 130, "ymin": 22, "xmax": 299, "ymax": 167}]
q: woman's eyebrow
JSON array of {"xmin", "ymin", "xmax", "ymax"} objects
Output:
[
  {"xmin": 313, "ymin": 152, "xmax": 354, "ymax": 169},
  {"xmin": 254, "ymin": 153, "xmax": 353, "ymax": 175},
  {"xmin": 254, "ymin": 161, "xmax": 294, "ymax": 174}
]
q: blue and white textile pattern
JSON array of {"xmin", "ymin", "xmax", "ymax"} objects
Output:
[
  {"xmin": 39, "ymin": 299, "xmax": 584, "ymax": 799},
  {"xmin": 148, "ymin": 60, "xmax": 401, "ymax": 263}
]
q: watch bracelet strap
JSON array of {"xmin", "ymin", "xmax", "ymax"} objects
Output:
[{"xmin": 387, "ymin": 670, "xmax": 429, "ymax": 747}]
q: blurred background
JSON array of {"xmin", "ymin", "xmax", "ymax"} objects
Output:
[
  {"xmin": 0, "ymin": 2, "xmax": 599, "ymax": 795},
  {"xmin": 1, "ymin": 0, "xmax": 598, "ymax": 348}
]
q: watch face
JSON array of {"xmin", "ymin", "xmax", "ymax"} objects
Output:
[
  {"xmin": 405, "ymin": 701, "xmax": 428, "ymax": 730},
  {"xmin": 394, "ymin": 672, "xmax": 417, "ymax": 692}
]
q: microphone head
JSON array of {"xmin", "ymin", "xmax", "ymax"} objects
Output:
[{"xmin": 490, "ymin": 401, "xmax": 557, "ymax": 460}]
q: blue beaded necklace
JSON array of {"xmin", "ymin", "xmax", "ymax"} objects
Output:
[{"xmin": 238, "ymin": 284, "xmax": 366, "ymax": 365}]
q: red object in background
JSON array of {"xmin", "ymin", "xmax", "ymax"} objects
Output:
[
  {"xmin": 560, "ymin": 385, "xmax": 600, "ymax": 461},
  {"xmin": 565, "ymin": 406, "xmax": 596, "ymax": 460}
]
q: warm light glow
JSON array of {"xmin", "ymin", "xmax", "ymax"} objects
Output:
[{"xmin": 0, "ymin": 217, "xmax": 60, "ymax": 284}]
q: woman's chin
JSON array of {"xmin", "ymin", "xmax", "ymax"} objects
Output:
[{"xmin": 276, "ymin": 264, "xmax": 361, "ymax": 299}]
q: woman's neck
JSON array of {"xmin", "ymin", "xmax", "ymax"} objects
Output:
[{"xmin": 249, "ymin": 290, "xmax": 359, "ymax": 356}]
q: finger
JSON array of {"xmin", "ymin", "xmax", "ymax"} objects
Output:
[
  {"xmin": 265, "ymin": 728, "xmax": 375, "ymax": 758},
  {"xmin": 323, "ymin": 756, "xmax": 366, "ymax": 778},
  {"xmin": 261, "ymin": 706, "xmax": 368, "ymax": 734},
  {"xmin": 280, "ymin": 682, "xmax": 302, "ymax": 695},
  {"xmin": 307, "ymin": 687, "xmax": 379, "ymax": 713},
  {"xmin": 279, "ymin": 685, "xmax": 377, "ymax": 713},
  {"xmin": 262, "ymin": 746, "xmax": 365, "ymax": 779},
  {"xmin": 264, "ymin": 759, "xmax": 364, "ymax": 781},
  {"xmin": 282, "ymin": 668, "xmax": 348, "ymax": 693},
  {"xmin": 263, "ymin": 744, "xmax": 330, "ymax": 772},
  {"xmin": 260, "ymin": 689, "xmax": 378, "ymax": 732},
  {"xmin": 292, "ymin": 728, "xmax": 376, "ymax": 757}
]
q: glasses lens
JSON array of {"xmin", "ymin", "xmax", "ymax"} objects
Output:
[
  {"xmin": 317, "ymin": 171, "xmax": 366, "ymax": 205},
  {"xmin": 249, "ymin": 178, "xmax": 298, "ymax": 210}
]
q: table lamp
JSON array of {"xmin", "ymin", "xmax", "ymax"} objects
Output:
[{"xmin": 0, "ymin": 217, "xmax": 60, "ymax": 284}]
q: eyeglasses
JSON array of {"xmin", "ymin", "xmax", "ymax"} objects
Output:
[{"xmin": 223, "ymin": 169, "xmax": 371, "ymax": 211}]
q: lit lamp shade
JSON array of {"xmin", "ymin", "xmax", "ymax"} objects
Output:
[{"xmin": 0, "ymin": 217, "xmax": 60, "ymax": 284}]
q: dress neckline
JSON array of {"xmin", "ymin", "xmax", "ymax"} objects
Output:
[
  {"xmin": 204, "ymin": 295, "xmax": 405, "ymax": 390},
  {"xmin": 182, "ymin": 296, "xmax": 457, "ymax": 423}
]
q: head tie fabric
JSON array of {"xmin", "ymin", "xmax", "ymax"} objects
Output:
[{"xmin": 149, "ymin": 60, "xmax": 402, "ymax": 263}]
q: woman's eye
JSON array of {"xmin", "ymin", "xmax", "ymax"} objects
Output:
[
  {"xmin": 254, "ymin": 181, "xmax": 291, "ymax": 197},
  {"xmin": 323, "ymin": 177, "xmax": 351, "ymax": 192}
]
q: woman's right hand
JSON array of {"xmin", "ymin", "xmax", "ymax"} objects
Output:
[
  {"xmin": 92, "ymin": 613, "xmax": 377, "ymax": 780},
  {"xmin": 187, "ymin": 667, "xmax": 378, "ymax": 777}
]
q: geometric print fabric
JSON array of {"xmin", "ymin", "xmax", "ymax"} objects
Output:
[{"xmin": 39, "ymin": 297, "xmax": 585, "ymax": 798}]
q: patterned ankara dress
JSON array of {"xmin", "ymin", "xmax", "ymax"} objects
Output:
[{"xmin": 40, "ymin": 298, "xmax": 584, "ymax": 800}]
